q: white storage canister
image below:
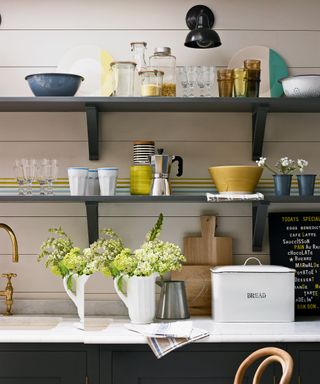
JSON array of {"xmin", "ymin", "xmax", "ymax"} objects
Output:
[{"xmin": 211, "ymin": 257, "xmax": 295, "ymax": 323}]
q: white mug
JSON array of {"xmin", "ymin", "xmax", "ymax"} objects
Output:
[
  {"xmin": 86, "ymin": 169, "xmax": 100, "ymax": 195},
  {"xmin": 68, "ymin": 167, "xmax": 88, "ymax": 196},
  {"xmin": 98, "ymin": 168, "xmax": 119, "ymax": 196}
]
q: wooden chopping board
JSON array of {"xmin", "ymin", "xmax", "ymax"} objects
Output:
[
  {"xmin": 184, "ymin": 216, "xmax": 233, "ymax": 265},
  {"xmin": 171, "ymin": 266, "xmax": 212, "ymax": 316}
]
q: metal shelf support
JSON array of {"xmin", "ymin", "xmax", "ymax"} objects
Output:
[
  {"xmin": 85, "ymin": 202, "xmax": 99, "ymax": 244},
  {"xmin": 252, "ymin": 104, "xmax": 269, "ymax": 161},
  {"xmin": 86, "ymin": 104, "xmax": 99, "ymax": 161},
  {"xmin": 252, "ymin": 201, "xmax": 270, "ymax": 252}
]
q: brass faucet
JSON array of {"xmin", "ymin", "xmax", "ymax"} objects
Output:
[
  {"xmin": 0, "ymin": 273, "xmax": 17, "ymax": 315},
  {"xmin": 0, "ymin": 224, "xmax": 19, "ymax": 315}
]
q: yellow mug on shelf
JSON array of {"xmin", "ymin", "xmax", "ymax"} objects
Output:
[{"xmin": 130, "ymin": 165, "xmax": 152, "ymax": 195}]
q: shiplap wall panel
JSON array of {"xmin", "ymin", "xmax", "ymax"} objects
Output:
[
  {"xmin": 0, "ymin": 0, "xmax": 320, "ymax": 306},
  {"xmin": 2, "ymin": 0, "xmax": 320, "ymax": 31},
  {"xmin": 1, "ymin": 141, "xmax": 320, "ymax": 180},
  {"xmin": 1, "ymin": 30, "xmax": 319, "ymax": 68},
  {"xmin": 2, "ymin": 112, "xmax": 320, "ymax": 143}
]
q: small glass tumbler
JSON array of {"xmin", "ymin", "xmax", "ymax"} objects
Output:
[
  {"xmin": 202, "ymin": 66, "xmax": 215, "ymax": 97},
  {"xmin": 244, "ymin": 59, "xmax": 261, "ymax": 97},
  {"xmin": 139, "ymin": 69, "xmax": 164, "ymax": 97},
  {"xmin": 233, "ymin": 68, "xmax": 248, "ymax": 97},
  {"xmin": 111, "ymin": 61, "xmax": 137, "ymax": 96},
  {"xmin": 217, "ymin": 69, "xmax": 233, "ymax": 97}
]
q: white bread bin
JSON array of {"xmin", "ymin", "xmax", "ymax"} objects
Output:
[{"xmin": 211, "ymin": 257, "xmax": 295, "ymax": 323}]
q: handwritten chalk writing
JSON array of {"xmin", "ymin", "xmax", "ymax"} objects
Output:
[{"xmin": 269, "ymin": 212, "xmax": 320, "ymax": 316}]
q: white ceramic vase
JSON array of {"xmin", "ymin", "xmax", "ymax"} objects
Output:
[
  {"xmin": 114, "ymin": 273, "xmax": 158, "ymax": 324},
  {"xmin": 63, "ymin": 274, "xmax": 90, "ymax": 329}
]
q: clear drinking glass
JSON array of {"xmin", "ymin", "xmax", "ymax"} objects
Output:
[
  {"xmin": 202, "ymin": 66, "xmax": 216, "ymax": 97},
  {"xmin": 22, "ymin": 159, "xmax": 36, "ymax": 195},
  {"xmin": 185, "ymin": 66, "xmax": 197, "ymax": 97},
  {"xmin": 197, "ymin": 67, "xmax": 205, "ymax": 97},
  {"xmin": 178, "ymin": 67, "xmax": 188, "ymax": 97},
  {"xmin": 13, "ymin": 160, "xmax": 25, "ymax": 195},
  {"xmin": 46, "ymin": 159, "xmax": 58, "ymax": 195},
  {"xmin": 36, "ymin": 159, "xmax": 49, "ymax": 195}
]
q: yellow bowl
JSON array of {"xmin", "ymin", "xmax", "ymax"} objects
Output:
[{"xmin": 208, "ymin": 166, "xmax": 263, "ymax": 194}]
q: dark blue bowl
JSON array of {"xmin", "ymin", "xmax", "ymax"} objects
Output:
[{"xmin": 25, "ymin": 73, "xmax": 84, "ymax": 96}]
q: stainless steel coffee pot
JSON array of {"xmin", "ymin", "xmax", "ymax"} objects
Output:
[{"xmin": 150, "ymin": 149, "xmax": 183, "ymax": 196}]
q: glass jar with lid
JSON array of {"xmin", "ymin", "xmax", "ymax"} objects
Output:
[
  {"xmin": 110, "ymin": 61, "xmax": 136, "ymax": 96},
  {"xmin": 139, "ymin": 69, "xmax": 164, "ymax": 97},
  {"xmin": 149, "ymin": 47, "xmax": 176, "ymax": 96}
]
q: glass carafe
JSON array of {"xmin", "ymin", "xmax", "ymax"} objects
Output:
[
  {"xmin": 131, "ymin": 42, "xmax": 148, "ymax": 96},
  {"xmin": 150, "ymin": 47, "xmax": 176, "ymax": 96}
]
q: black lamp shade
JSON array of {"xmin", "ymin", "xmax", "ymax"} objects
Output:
[
  {"xmin": 184, "ymin": 5, "xmax": 222, "ymax": 49},
  {"xmin": 184, "ymin": 29, "xmax": 221, "ymax": 49}
]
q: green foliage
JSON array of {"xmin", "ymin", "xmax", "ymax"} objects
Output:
[
  {"xmin": 97, "ymin": 213, "xmax": 186, "ymax": 279},
  {"xmin": 38, "ymin": 227, "xmax": 98, "ymax": 281}
]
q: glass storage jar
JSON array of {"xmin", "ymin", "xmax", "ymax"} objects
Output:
[
  {"xmin": 110, "ymin": 61, "xmax": 136, "ymax": 96},
  {"xmin": 149, "ymin": 47, "xmax": 176, "ymax": 96},
  {"xmin": 139, "ymin": 69, "xmax": 164, "ymax": 97},
  {"xmin": 131, "ymin": 42, "xmax": 148, "ymax": 96}
]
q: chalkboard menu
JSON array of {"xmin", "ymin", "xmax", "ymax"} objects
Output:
[{"xmin": 269, "ymin": 212, "xmax": 320, "ymax": 316}]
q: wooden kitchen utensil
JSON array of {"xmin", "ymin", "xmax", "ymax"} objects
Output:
[
  {"xmin": 171, "ymin": 265, "xmax": 211, "ymax": 316},
  {"xmin": 184, "ymin": 215, "xmax": 232, "ymax": 265}
]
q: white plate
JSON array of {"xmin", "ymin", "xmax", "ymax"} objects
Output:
[{"xmin": 57, "ymin": 45, "xmax": 114, "ymax": 96}]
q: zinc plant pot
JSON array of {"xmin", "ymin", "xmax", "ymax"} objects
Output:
[
  {"xmin": 297, "ymin": 174, "xmax": 316, "ymax": 196},
  {"xmin": 273, "ymin": 174, "xmax": 292, "ymax": 196}
]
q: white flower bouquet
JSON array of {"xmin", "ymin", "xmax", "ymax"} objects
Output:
[
  {"xmin": 38, "ymin": 227, "xmax": 98, "ymax": 289},
  {"xmin": 256, "ymin": 156, "xmax": 308, "ymax": 175},
  {"xmin": 89, "ymin": 213, "xmax": 186, "ymax": 280}
]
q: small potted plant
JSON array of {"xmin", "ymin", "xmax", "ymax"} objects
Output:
[
  {"xmin": 38, "ymin": 227, "xmax": 97, "ymax": 328},
  {"xmin": 297, "ymin": 159, "xmax": 316, "ymax": 196},
  {"xmin": 88, "ymin": 213, "xmax": 186, "ymax": 324},
  {"xmin": 257, "ymin": 156, "xmax": 296, "ymax": 196}
]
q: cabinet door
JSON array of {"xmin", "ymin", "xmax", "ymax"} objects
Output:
[
  {"xmin": 0, "ymin": 350, "xmax": 87, "ymax": 384},
  {"xmin": 111, "ymin": 345, "xmax": 276, "ymax": 384},
  {"xmin": 287, "ymin": 344, "xmax": 320, "ymax": 384}
]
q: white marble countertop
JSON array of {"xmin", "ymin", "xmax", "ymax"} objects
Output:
[{"xmin": 0, "ymin": 316, "xmax": 320, "ymax": 344}]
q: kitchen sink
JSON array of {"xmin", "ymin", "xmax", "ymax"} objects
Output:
[
  {"xmin": 0, "ymin": 316, "xmax": 62, "ymax": 330},
  {"xmin": 81, "ymin": 318, "xmax": 110, "ymax": 331}
]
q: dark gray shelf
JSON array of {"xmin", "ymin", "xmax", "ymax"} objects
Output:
[
  {"xmin": 1, "ymin": 96, "xmax": 320, "ymax": 113},
  {"xmin": 2, "ymin": 96, "xmax": 320, "ymax": 160}
]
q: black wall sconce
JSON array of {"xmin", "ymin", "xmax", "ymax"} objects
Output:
[{"xmin": 184, "ymin": 5, "xmax": 221, "ymax": 49}]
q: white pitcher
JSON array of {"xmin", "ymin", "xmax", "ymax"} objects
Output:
[
  {"xmin": 114, "ymin": 273, "xmax": 158, "ymax": 324},
  {"xmin": 63, "ymin": 274, "xmax": 90, "ymax": 329}
]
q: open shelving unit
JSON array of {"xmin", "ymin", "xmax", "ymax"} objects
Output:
[
  {"xmin": 2, "ymin": 96, "xmax": 320, "ymax": 250},
  {"xmin": 2, "ymin": 96, "xmax": 320, "ymax": 160}
]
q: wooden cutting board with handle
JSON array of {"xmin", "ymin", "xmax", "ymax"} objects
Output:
[
  {"xmin": 184, "ymin": 215, "xmax": 232, "ymax": 265},
  {"xmin": 171, "ymin": 265, "xmax": 212, "ymax": 316}
]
